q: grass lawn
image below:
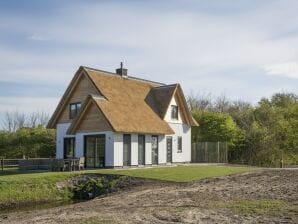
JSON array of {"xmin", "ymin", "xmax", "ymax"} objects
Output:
[
  {"xmin": 226, "ymin": 199, "xmax": 288, "ymax": 215},
  {"xmin": 0, "ymin": 170, "xmax": 76, "ymax": 211},
  {"xmin": 0, "ymin": 165, "xmax": 256, "ymax": 212},
  {"xmin": 94, "ymin": 165, "xmax": 256, "ymax": 182}
]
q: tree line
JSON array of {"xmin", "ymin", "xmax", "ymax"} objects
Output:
[
  {"xmin": 0, "ymin": 92, "xmax": 297, "ymax": 167},
  {"xmin": 0, "ymin": 111, "xmax": 55, "ymax": 158},
  {"xmin": 188, "ymin": 92, "xmax": 298, "ymax": 166}
]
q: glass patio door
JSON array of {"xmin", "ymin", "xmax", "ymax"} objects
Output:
[
  {"xmin": 84, "ymin": 135, "xmax": 105, "ymax": 168},
  {"xmin": 151, "ymin": 135, "xmax": 158, "ymax": 165},
  {"xmin": 123, "ymin": 134, "xmax": 131, "ymax": 166}
]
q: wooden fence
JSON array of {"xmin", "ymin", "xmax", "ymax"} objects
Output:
[
  {"xmin": 0, "ymin": 158, "xmax": 52, "ymax": 171},
  {"xmin": 191, "ymin": 142, "xmax": 228, "ymax": 163}
]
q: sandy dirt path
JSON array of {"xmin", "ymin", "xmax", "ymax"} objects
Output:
[{"xmin": 1, "ymin": 169, "xmax": 297, "ymax": 224}]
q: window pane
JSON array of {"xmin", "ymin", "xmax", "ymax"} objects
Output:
[
  {"xmin": 69, "ymin": 103, "xmax": 81, "ymax": 119},
  {"xmin": 77, "ymin": 103, "xmax": 81, "ymax": 110},
  {"xmin": 151, "ymin": 136, "xmax": 158, "ymax": 164},
  {"xmin": 123, "ymin": 134, "xmax": 131, "ymax": 166},
  {"xmin": 171, "ymin": 105, "xmax": 178, "ymax": 119},
  {"xmin": 138, "ymin": 135, "xmax": 145, "ymax": 165},
  {"xmin": 177, "ymin": 136, "xmax": 182, "ymax": 152},
  {"xmin": 64, "ymin": 138, "xmax": 75, "ymax": 159}
]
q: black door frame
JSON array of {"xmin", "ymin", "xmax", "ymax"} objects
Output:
[
  {"xmin": 138, "ymin": 135, "xmax": 146, "ymax": 165},
  {"xmin": 151, "ymin": 135, "xmax": 159, "ymax": 165},
  {"xmin": 63, "ymin": 137, "xmax": 75, "ymax": 159},
  {"xmin": 123, "ymin": 134, "xmax": 131, "ymax": 166},
  {"xmin": 166, "ymin": 136, "xmax": 173, "ymax": 163},
  {"xmin": 84, "ymin": 134, "xmax": 106, "ymax": 168}
]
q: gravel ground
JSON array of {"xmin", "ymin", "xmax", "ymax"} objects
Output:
[{"xmin": 1, "ymin": 169, "xmax": 297, "ymax": 224}]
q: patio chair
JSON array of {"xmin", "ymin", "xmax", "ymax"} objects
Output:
[{"xmin": 78, "ymin": 157, "xmax": 85, "ymax": 170}]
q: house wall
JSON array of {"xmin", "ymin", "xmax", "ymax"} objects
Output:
[
  {"xmin": 145, "ymin": 135, "xmax": 152, "ymax": 165},
  {"xmin": 75, "ymin": 131, "xmax": 114, "ymax": 167},
  {"xmin": 76, "ymin": 102, "xmax": 113, "ymax": 133},
  {"xmin": 158, "ymin": 135, "xmax": 167, "ymax": 164},
  {"xmin": 58, "ymin": 73, "xmax": 99, "ymax": 124},
  {"xmin": 163, "ymin": 93, "xmax": 191, "ymax": 163},
  {"xmin": 56, "ymin": 123, "xmax": 73, "ymax": 159},
  {"xmin": 164, "ymin": 96, "xmax": 183, "ymax": 124},
  {"xmin": 56, "ymin": 123, "xmax": 114, "ymax": 166},
  {"xmin": 167, "ymin": 123, "xmax": 191, "ymax": 163},
  {"xmin": 56, "ymin": 123, "xmax": 191, "ymax": 167},
  {"xmin": 131, "ymin": 134, "xmax": 138, "ymax": 165},
  {"xmin": 113, "ymin": 133, "xmax": 123, "ymax": 166},
  {"xmin": 114, "ymin": 133, "xmax": 151, "ymax": 166},
  {"xmin": 113, "ymin": 133, "xmax": 169, "ymax": 166}
]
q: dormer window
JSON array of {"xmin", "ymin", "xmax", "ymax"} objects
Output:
[
  {"xmin": 69, "ymin": 102, "xmax": 81, "ymax": 119},
  {"xmin": 171, "ymin": 105, "xmax": 178, "ymax": 120}
]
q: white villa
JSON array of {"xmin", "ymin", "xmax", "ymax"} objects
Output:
[{"xmin": 47, "ymin": 64, "xmax": 198, "ymax": 168}]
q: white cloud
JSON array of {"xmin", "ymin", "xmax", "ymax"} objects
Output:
[
  {"xmin": 0, "ymin": 0, "xmax": 297, "ymax": 114},
  {"xmin": 27, "ymin": 33, "xmax": 52, "ymax": 41},
  {"xmin": 263, "ymin": 62, "xmax": 298, "ymax": 79},
  {"xmin": 0, "ymin": 96, "xmax": 59, "ymax": 116},
  {"xmin": 0, "ymin": 96, "xmax": 59, "ymax": 124}
]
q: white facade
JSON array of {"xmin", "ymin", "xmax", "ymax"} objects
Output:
[
  {"xmin": 164, "ymin": 97, "xmax": 183, "ymax": 124},
  {"xmin": 56, "ymin": 123, "xmax": 73, "ymax": 159},
  {"xmin": 56, "ymin": 95, "xmax": 192, "ymax": 167},
  {"xmin": 164, "ymin": 96, "xmax": 191, "ymax": 163}
]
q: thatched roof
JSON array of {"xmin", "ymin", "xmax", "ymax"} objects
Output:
[{"xmin": 48, "ymin": 66, "xmax": 198, "ymax": 134}]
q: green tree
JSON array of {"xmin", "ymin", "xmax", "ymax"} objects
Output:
[{"xmin": 192, "ymin": 111, "xmax": 242, "ymax": 142}]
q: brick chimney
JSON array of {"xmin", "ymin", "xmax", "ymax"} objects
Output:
[{"xmin": 116, "ymin": 62, "xmax": 128, "ymax": 77}]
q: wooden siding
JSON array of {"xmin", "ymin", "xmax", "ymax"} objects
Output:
[
  {"xmin": 76, "ymin": 102, "xmax": 113, "ymax": 133},
  {"xmin": 57, "ymin": 74, "xmax": 99, "ymax": 123}
]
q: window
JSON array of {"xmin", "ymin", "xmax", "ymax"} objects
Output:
[
  {"xmin": 69, "ymin": 102, "xmax": 81, "ymax": 119},
  {"xmin": 138, "ymin": 135, "xmax": 145, "ymax": 165},
  {"xmin": 151, "ymin": 135, "xmax": 158, "ymax": 165},
  {"xmin": 177, "ymin": 136, "xmax": 182, "ymax": 153},
  {"xmin": 171, "ymin": 105, "xmax": 178, "ymax": 120},
  {"xmin": 64, "ymin": 138, "xmax": 75, "ymax": 159},
  {"xmin": 123, "ymin": 134, "xmax": 131, "ymax": 166}
]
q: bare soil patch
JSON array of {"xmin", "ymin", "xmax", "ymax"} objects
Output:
[{"xmin": 1, "ymin": 169, "xmax": 297, "ymax": 224}]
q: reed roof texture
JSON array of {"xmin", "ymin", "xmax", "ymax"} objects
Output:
[{"xmin": 48, "ymin": 66, "xmax": 198, "ymax": 134}]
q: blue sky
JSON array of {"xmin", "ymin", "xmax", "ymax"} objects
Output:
[{"xmin": 0, "ymin": 0, "xmax": 298, "ymax": 119}]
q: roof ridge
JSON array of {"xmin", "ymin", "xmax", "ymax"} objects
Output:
[
  {"xmin": 89, "ymin": 93, "xmax": 106, "ymax": 100},
  {"xmin": 128, "ymin": 76, "xmax": 165, "ymax": 86},
  {"xmin": 152, "ymin": 84, "xmax": 178, "ymax": 89},
  {"xmin": 82, "ymin": 66, "xmax": 165, "ymax": 86}
]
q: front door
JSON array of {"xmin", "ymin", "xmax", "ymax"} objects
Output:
[
  {"xmin": 123, "ymin": 134, "xmax": 131, "ymax": 166},
  {"xmin": 138, "ymin": 135, "xmax": 145, "ymax": 165},
  {"xmin": 84, "ymin": 135, "xmax": 105, "ymax": 168},
  {"xmin": 166, "ymin": 136, "xmax": 172, "ymax": 163}
]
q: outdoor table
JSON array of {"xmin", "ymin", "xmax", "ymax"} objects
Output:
[{"xmin": 63, "ymin": 159, "xmax": 79, "ymax": 171}]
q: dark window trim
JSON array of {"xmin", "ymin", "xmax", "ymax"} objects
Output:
[
  {"xmin": 84, "ymin": 134, "xmax": 106, "ymax": 168},
  {"xmin": 69, "ymin": 102, "xmax": 81, "ymax": 119},
  {"xmin": 138, "ymin": 134, "xmax": 146, "ymax": 165},
  {"xmin": 177, "ymin": 136, "xmax": 182, "ymax": 153},
  {"xmin": 152, "ymin": 135, "xmax": 159, "ymax": 165},
  {"xmin": 166, "ymin": 136, "xmax": 173, "ymax": 163},
  {"xmin": 171, "ymin": 105, "xmax": 178, "ymax": 120},
  {"xmin": 63, "ymin": 137, "xmax": 75, "ymax": 159},
  {"xmin": 123, "ymin": 134, "xmax": 132, "ymax": 166}
]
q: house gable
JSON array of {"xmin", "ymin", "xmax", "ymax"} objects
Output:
[
  {"xmin": 47, "ymin": 67, "xmax": 102, "ymax": 128},
  {"xmin": 74, "ymin": 100, "xmax": 113, "ymax": 133},
  {"xmin": 145, "ymin": 84, "xmax": 176, "ymax": 119},
  {"xmin": 164, "ymin": 94, "xmax": 184, "ymax": 124},
  {"xmin": 48, "ymin": 65, "xmax": 196, "ymax": 134},
  {"xmin": 163, "ymin": 84, "xmax": 199, "ymax": 126}
]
